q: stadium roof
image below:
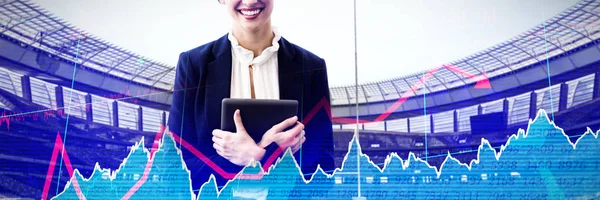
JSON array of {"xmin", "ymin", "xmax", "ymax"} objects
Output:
[
  {"xmin": 0, "ymin": 0, "xmax": 598, "ymax": 104},
  {"xmin": 330, "ymin": 0, "xmax": 600, "ymax": 105},
  {"xmin": 0, "ymin": 0, "xmax": 175, "ymax": 90}
]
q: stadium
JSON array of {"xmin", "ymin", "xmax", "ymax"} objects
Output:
[{"xmin": 0, "ymin": 0, "xmax": 599, "ymax": 199}]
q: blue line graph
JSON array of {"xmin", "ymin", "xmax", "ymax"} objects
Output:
[
  {"xmin": 423, "ymin": 71, "xmax": 429, "ymax": 163},
  {"xmin": 55, "ymin": 36, "xmax": 81, "ymax": 196},
  {"xmin": 542, "ymin": 21, "xmax": 556, "ymax": 122},
  {"xmin": 55, "ymin": 109, "xmax": 600, "ymax": 199}
]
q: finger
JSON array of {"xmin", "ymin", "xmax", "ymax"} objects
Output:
[
  {"xmin": 212, "ymin": 129, "xmax": 227, "ymax": 139},
  {"xmin": 212, "ymin": 136, "xmax": 224, "ymax": 146},
  {"xmin": 279, "ymin": 123, "xmax": 303, "ymax": 147},
  {"xmin": 291, "ymin": 134, "xmax": 301, "ymax": 146},
  {"xmin": 291, "ymin": 137, "xmax": 301, "ymax": 151},
  {"xmin": 213, "ymin": 142, "xmax": 225, "ymax": 153},
  {"xmin": 271, "ymin": 116, "xmax": 298, "ymax": 133},
  {"xmin": 215, "ymin": 145, "xmax": 232, "ymax": 158},
  {"xmin": 284, "ymin": 122, "xmax": 304, "ymax": 139},
  {"xmin": 295, "ymin": 129, "xmax": 305, "ymax": 138},
  {"xmin": 233, "ymin": 109, "xmax": 247, "ymax": 134},
  {"xmin": 284, "ymin": 133, "xmax": 301, "ymax": 149},
  {"xmin": 294, "ymin": 135, "xmax": 305, "ymax": 147},
  {"xmin": 292, "ymin": 136, "xmax": 306, "ymax": 153},
  {"xmin": 216, "ymin": 149, "xmax": 230, "ymax": 159},
  {"xmin": 299, "ymin": 137, "xmax": 306, "ymax": 152}
]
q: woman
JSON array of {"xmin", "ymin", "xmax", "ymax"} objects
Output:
[{"xmin": 167, "ymin": 0, "xmax": 335, "ymax": 192}]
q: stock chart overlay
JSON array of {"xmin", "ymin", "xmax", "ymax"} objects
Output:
[
  {"xmin": 55, "ymin": 111, "xmax": 600, "ymax": 199},
  {"xmin": 0, "ymin": 0, "xmax": 600, "ymax": 199}
]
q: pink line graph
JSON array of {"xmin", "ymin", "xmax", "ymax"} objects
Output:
[
  {"xmin": 121, "ymin": 125, "xmax": 167, "ymax": 199},
  {"xmin": 41, "ymin": 132, "xmax": 86, "ymax": 200},
  {"xmin": 39, "ymin": 63, "xmax": 491, "ymax": 199},
  {"xmin": 0, "ymin": 89, "xmax": 161, "ymax": 129},
  {"xmin": 0, "ymin": 108, "xmax": 71, "ymax": 131}
]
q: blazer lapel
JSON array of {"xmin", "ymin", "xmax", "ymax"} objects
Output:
[
  {"xmin": 205, "ymin": 34, "xmax": 232, "ymax": 129},
  {"xmin": 277, "ymin": 37, "xmax": 305, "ymax": 118},
  {"xmin": 203, "ymin": 35, "xmax": 305, "ymax": 126}
]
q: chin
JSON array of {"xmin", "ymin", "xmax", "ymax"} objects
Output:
[{"xmin": 239, "ymin": 20, "xmax": 269, "ymax": 32}]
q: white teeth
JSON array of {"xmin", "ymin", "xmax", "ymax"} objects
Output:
[{"xmin": 240, "ymin": 9, "xmax": 261, "ymax": 16}]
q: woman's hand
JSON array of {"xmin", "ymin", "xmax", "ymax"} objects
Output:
[
  {"xmin": 258, "ymin": 116, "xmax": 306, "ymax": 154},
  {"xmin": 212, "ymin": 109, "xmax": 265, "ymax": 166}
]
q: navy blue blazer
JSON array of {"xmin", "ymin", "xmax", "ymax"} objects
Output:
[{"xmin": 167, "ymin": 34, "xmax": 335, "ymax": 189}]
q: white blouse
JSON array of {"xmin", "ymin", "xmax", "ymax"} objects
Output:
[{"xmin": 228, "ymin": 28, "xmax": 281, "ymax": 100}]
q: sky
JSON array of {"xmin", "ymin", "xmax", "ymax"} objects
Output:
[{"xmin": 32, "ymin": 0, "xmax": 578, "ymax": 87}]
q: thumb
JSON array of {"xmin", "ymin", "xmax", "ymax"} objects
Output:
[{"xmin": 233, "ymin": 109, "xmax": 247, "ymax": 134}]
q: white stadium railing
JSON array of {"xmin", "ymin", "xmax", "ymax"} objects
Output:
[
  {"xmin": 30, "ymin": 77, "xmax": 57, "ymax": 110},
  {"xmin": 0, "ymin": 67, "xmax": 597, "ymax": 135},
  {"xmin": 91, "ymin": 94, "xmax": 114, "ymax": 126}
]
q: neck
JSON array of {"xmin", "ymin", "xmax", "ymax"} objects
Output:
[{"xmin": 232, "ymin": 23, "xmax": 274, "ymax": 58}]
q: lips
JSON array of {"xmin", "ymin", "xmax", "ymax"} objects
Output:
[{"xmin": 238, "ymin": 8, "xmax": 263, "ymax": 19}]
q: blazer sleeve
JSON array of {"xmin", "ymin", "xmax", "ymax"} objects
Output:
[
  {"xmin": 167, "ymin": 51, "xmax": 206, "ymax": 187},
  {"xmin": 259, "ymin": 142, "xmax": 281, "ymax": 166},
  {"xmin": 168, "ymin": 51, "xmax": 244, "ymax": 188},
  {"xmin": 298, "ymin": 58, "xmax": 335, "ymax": 175},
  {"xmin": 168, "ymin": 52, "xmax": 197, "ymax": 143}
]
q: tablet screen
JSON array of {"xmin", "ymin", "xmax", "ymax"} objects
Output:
[{"xmin": 221, "ymin": 98, "xmax": 298, "ymax": 143}]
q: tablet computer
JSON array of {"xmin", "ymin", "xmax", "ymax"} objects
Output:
[{"xmin": 221, "ymin": 98, "xmax": 298, "ymax": 143}]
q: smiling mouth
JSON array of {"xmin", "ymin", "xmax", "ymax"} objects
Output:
[{"xmin": 238, "ymin": 8, "xmax": 263, "ymax": 17}]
